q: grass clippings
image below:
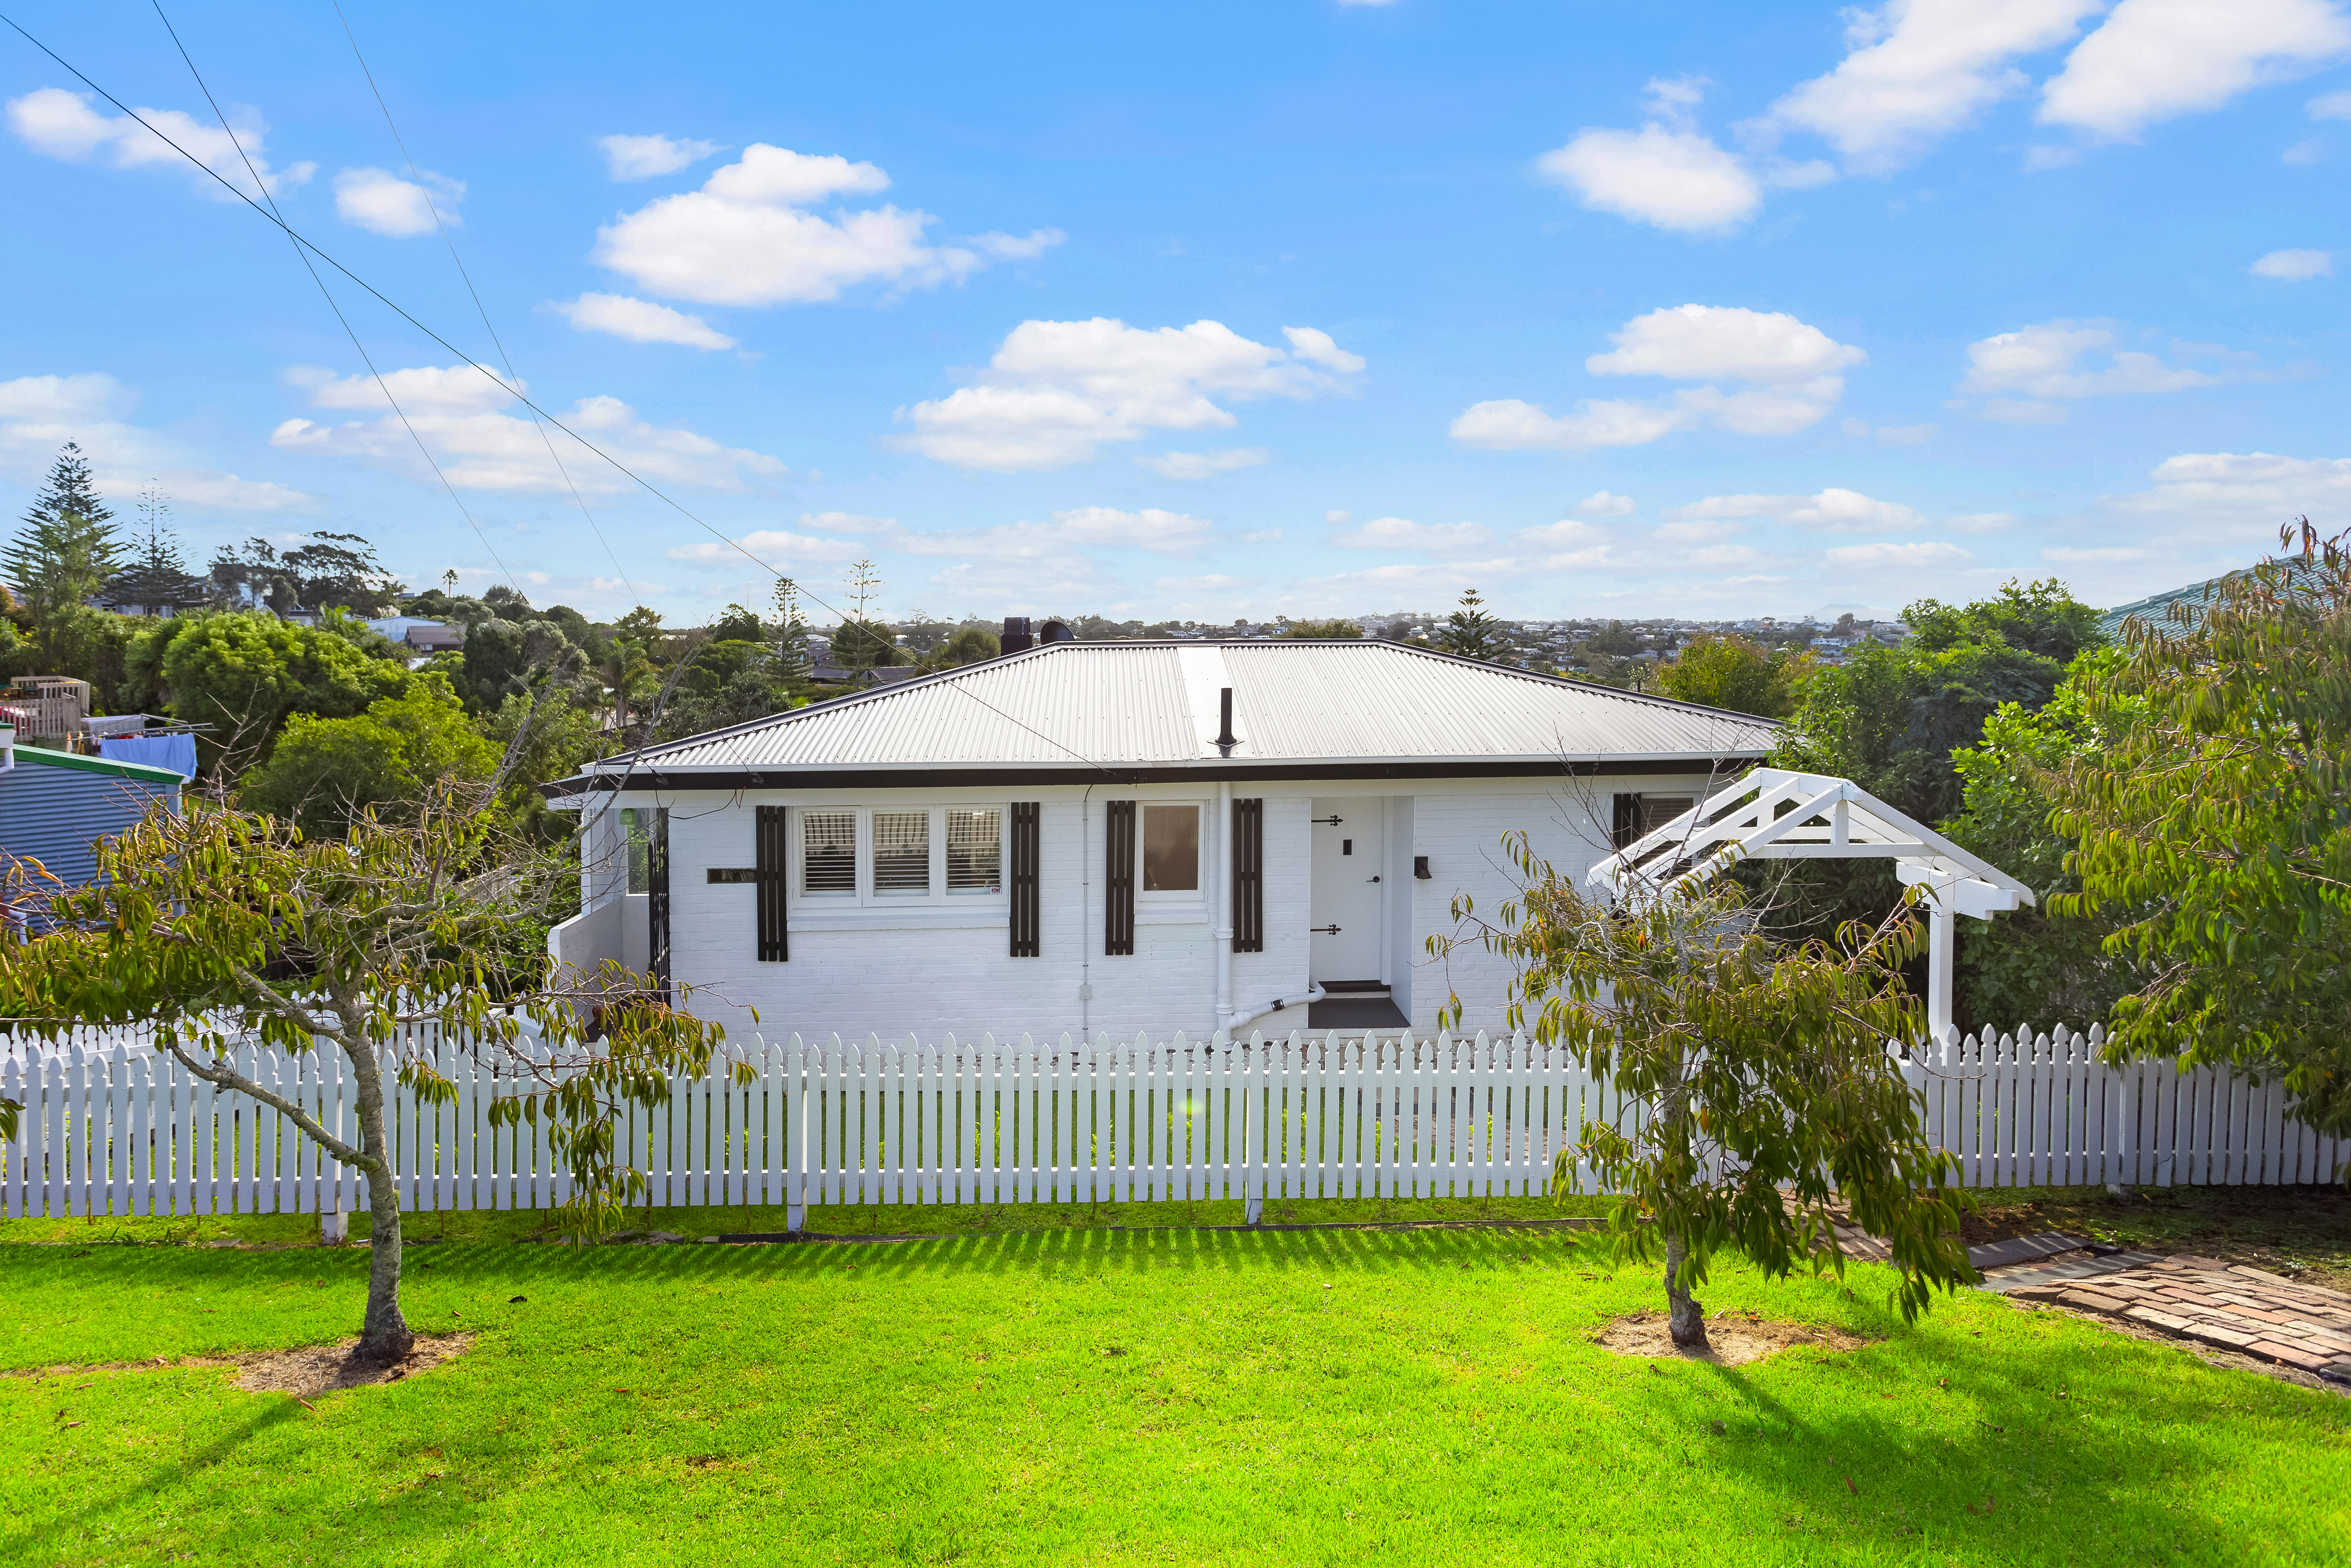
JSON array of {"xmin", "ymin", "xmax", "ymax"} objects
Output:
[{"xmin": 1595, "ymin": 1309, "xmax": 1873, "ymax": 1367}]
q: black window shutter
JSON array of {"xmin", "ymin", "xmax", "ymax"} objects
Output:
[
  {"xmin": 1231, "ymin": 798, "xmax": 1263, "ymax": 953},
  {"xmin": 1104, "ymin": 800, "xmax": 1135, "ymax": 956},
  {"xmin": 755, "ymin": 804, "xmax": 787, "ymax": 962},
  {"xmin": 646, "ymin": 808, "xmax": 672, "ymax": 999},
  {"xmin": 1009, "ymin": 802, "xmax": 1041, "ymax": 957},
  {"xmin": 1611, "ymin": 792, "xmax": 1641, "ymax": 850}
]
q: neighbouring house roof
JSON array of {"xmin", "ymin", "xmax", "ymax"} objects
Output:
[
  {"xmin": 2097, "ymin": 557, "xmax": 2324, "ymax": 638},
  {"xmin": 554, "ymin": 639, "xmax": 1778, "ymax": 792}
]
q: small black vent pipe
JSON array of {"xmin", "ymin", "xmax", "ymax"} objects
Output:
[
  {"xmin": 1215, "ymin": 686, "xmax": 1237, "ymax": 752},
  {"xmin": 1002, "ymin": 616, "xmax": 1034, "ymax": 655}
]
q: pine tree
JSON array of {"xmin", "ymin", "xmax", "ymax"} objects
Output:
[
  {"xmin": 100, "ymin": 484, "xmax": 213, "ymax": 616},
  {"xmin": 771, "ymin": 577, "xmax": 813, "ymax": 685},
  {"xmin": 1437, "ymin": 587, "xmax": 1509, "ymax": 662},
  {"xmin": 4, "ymin": 443, "xmax": 121, "ymax": 621}
]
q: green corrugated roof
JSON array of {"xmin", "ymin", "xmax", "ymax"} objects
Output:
[
  {"xmin": 2096, "ymin": 559, "xmax": 2322, "ymax": 637},
  {"xmin": 6, "ymin": 741, "xmax": 187, "ymax": 785}
]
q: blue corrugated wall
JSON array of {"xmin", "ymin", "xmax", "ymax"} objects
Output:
[{"xmin": 0, "ymin": 755, "xmax": 182, "ymax": 889}]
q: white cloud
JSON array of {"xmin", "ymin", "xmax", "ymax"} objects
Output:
[
  {"xmin": 6, "ymin": 86, "xmax": 313, "ymax": 201},
  {"xmin": 1454, "ymin": 304, "xmax": 1863, "ymax": 451},
  {"xmin": 1824, "ymin": 540, "xmax": 1971, "ymax": 566},
  {"xmin": 1331, "ymin": 516, "xmax": 1494, "ymax": 551},
  {"xmin": 1576, "ymin": 490, "xmax": 1637, "ymax": 516},
  {"xmin": 2252, "ymin": 247, "xmax": 2334, "ymax": 279},
  {"xmin": 2102, "ymin": 449, "xmax": 2351, "ymax": 534},
  {"xmin": 1515, "ymin": 517, "xmax": 1613, "ymax": 549},
  {"xmin": 1450, "ymin": 397, "xmax": 1692, "ymax": 451},
  {"xmin": 1757, "ymin": 0, "xmax": 2101, "ymax": 174},
  {"xmin": 1845, "ymin": 417, "xmax": 1937, "ymax": 445},
  {"xmin": 592, "ymin": 143, "xmax": 1061, "ymax": 307},
  {"xmin": 1136, "ymin": 447, "xmax": 1270, "ymax": 479},
  {"xmin": 1946, "ymin": 511, "xmax": 2022, "ymax": 533},
  {"xmin": 331, "ymin": 166, "xmax": 461, "ymax": 237},
  {"xmin": 1157, "ymin": 573, "xmax": 1257, "ymax": 592},
  {"xmin": 2314, "ymin": 89, "xmax": 2351, "ymax": 118},
  {"xmin": 1536, "ymin": 124, "xmax": 1760, "ymax": 233},
  {"xmin": 286, "ymin": 363, "xmax": 515, "ymax": 416},
  {"xmin": 2283, "ymin": 136, "xmax": 2327, "ymax": 163},
  {"xmin": 1958, "ymin": 320, "xmax": 2230, "ymax": 399},
  {"xmin": 1282, "ymin": 327, "xmax": 1366, "ymax": 373},
  {"xmin": 799, "ymin": 510, "xmax": 899, "ymax": 533},
  {"xmin": 271, "ymin": 365, "xmax": 786, "ymax": 494},
  {"xmin": 2040, "ymin": 0, "xmax": 2351, "ymax": 140},
  {"xmin": 552, "ymin": 292, "xmax": 737, "ymax": 349},
  {"xmin": 1587, "ymin": 304, "xmax": 1867, "ymax": 383},
  {"xmin": 891, "ymin": 508, "xmax": 1217, "ymax": 561},
  {"xmin": 2023, "ymin": 143, "xmax": 2084, "ymax": 170},
  {"xmin": 0, "ymin": 371, "xmax": 319, "ymax": 514},
  {"xmin": 1667, "ymin": 487, "xmax": 1927, "ymax": 532},
  {"xmin": 598, "ymin": 133, "xmax": 726, "ymax": 181},
  {"xmin": 895, "ymin": 318, "xmax": 1362, "ymax": 472},
  {"xmin": 666, "ymin": 529, "xmax": 862, "ymax": 565},
  {"xmin": 2042, "ymin": 545, "xmax": 2147, "ymax": 562},
  {"xmin": 1982, "ymin": 397, "xmax": 2070, "ymax": 423}
]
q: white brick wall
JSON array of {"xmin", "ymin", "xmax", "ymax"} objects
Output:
[
  {"xmin": 1403, "ymin": 775, "xmax": 1718, "ymax": 1035},
  {"xmin": 586, "ymin": 775, "xmax": 1713, "ymax": 1043}
]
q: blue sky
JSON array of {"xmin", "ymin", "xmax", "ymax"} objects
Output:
[{"xmin": 4, "ymin": 0, "xmax": 2347, "ymax": 627}]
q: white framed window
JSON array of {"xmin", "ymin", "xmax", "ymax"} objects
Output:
[
  {"xmin": 1138, "ymin": 802, "xmax": 1201, "ymax": 900},
  {"xmin": 792, "ymin": 805, "xmax": 1005, "ymax": 907}
]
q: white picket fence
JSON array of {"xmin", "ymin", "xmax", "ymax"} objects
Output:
[
  {"xmin": 1917, "ymin": 1024, "xmax": 2348, "ymax": 1188},
  {"xmin": 0, "ymin": 1022, "xmax": 2342, "ymax": 1223}
]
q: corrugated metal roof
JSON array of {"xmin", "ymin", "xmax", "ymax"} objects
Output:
[
  {"xmin": 593, "ymin": 641, "xmax": 1776, "ymax": 779},
  {"xmin": 0, "ymin": 748, "xmax": 181, "ymax": 888}
]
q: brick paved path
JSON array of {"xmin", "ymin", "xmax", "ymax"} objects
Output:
[{"xmin": 2002, "ymin": 1254, "xmax": 2351, "ymax": 1383}]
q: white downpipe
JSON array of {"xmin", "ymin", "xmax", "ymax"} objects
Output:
[
  {"xmin": 1222, "ymin": 980, "xmax": 1326, "ymax": 1043},
  {"xmin": 1212, "ymin": 779, "xmax": 1233, "ymax": 1038}
]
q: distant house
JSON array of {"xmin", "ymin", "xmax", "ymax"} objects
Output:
[
  {"xmin": 365, "ymin": 617, "xmax": 466, "ymax": 652},
  {"xmin": 0, "ymin": 728, "xmax": 183, "ymax": 901},
  {"xmin": 2097, "ymin": 560, "xmax": 2320, "ymax": 640},
  {"xmin": 545, "ymin": 639, "xmax": 1775, "ymax": 1041}
]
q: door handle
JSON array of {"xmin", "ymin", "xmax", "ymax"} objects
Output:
[
  {"xmin": 1310, "ymin": 924, "xmax": 1340, "ymax": 935},
  {"xmin": 1368, "ymin": 875, "xmax": 1380, "ymax": 883}
]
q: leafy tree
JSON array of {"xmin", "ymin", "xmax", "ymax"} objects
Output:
[
  {"xmin": 1657, "ymin": 633, "xmax": 1806, "ymax": 718},
  {"xmin": 707, "ymin": 603, "xmax": 766, "ymax": 643},
  {"xmin": 2051, "ymin": 524, "xmax": 2351, "ymax": 1137},
  {"xmin": 4, "ymin": 443, "xmax": 121, "ymax": 635},
  {"xmin": 239, "ymin": 676, "xmax": 499, "ymax": 839},
  {"xmin": 936, "ymin": 625, "xmax": 999, "ymax": 664},
  {"xmin": 1437, "ymin": 588, "xmax": 1508, "ymax": 662},
  {"xmin": 1940, "ymin": 648, "xmax": 2141, "ymax": 1032},
  {"xmin": 1585, "ymin": 619, "xmax": 1639, "ymax": 658},
  {"xmin": 1281, "ymin": 618, "xmax": 1364, "ymax": 639},
  {"xmin": 207, "ymin": 534, "xmax": 394, "ymax": 615},
  {"xmin": 481, "ymin": 686, "xmax": 607, "ymax": 843},
  {"xmin": 1433, "ymin": 831, "xmax": 1975, "ymax": 1348},
  {"xmin": 125, "ymin": 610, "xmax": 414, "ymax": 773},
  {"xmin": 0, "ymin": 791, "xmax": 734, "ymax": 1363},
  {"xmin": 1904, "ymin": 578, "xmax": 2102, "ymax": 664}
]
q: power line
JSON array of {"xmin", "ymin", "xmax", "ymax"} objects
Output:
[
  {"xmin": 143, "ymin": 0, "xmax": 521, "ymax": 596},
  {"xmin": 2, "ymin": 10, "xmax": 1125, "ymax": 780},
  {"xmin": 328, "ymin": 0, "xmax": 638, "ymax": 607}
]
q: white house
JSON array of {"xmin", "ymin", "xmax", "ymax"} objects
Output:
[{"xmin": 545, "ymin": 639, "xmax": 1776, "ymax": 1041}]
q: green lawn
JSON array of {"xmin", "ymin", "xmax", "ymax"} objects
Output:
[{"xmin": 4, "ymin": 1221, "xmax": 2344, "ymax": 1566}]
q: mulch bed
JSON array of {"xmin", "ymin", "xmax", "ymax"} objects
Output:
[
  {"xmin": 1593, "ymin": 1309, "xmax": 1872, "ymax": 1367},
  {"xmin": 5, "ymin": 1333, "xmax": 473, "ymax": 1401}
]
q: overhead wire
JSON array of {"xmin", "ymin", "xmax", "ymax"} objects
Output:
[
  {"xmin": 327, "ymin": 0, "xmax": 638, "ymax": 606},
  {"xmin": 142, "ymin": 0, "xmax": 521, "ymax": 595},
  {"xmin": 2, "ymin": 9, "xmax": 1128, "ymax": 782}
]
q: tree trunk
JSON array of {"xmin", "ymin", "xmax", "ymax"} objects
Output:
[
  {"xmin": 346, "ymin": 1039, "xmax": 414, "ymax": 1364},
  {"xmin": 1664, "ymin": 1230, "xmax": 1709, "ymax": 1350}
]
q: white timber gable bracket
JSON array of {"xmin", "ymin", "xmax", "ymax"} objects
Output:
[{"xmin": 1586, "ymin": 766, "xmax": 2035, "ymax": 1046}]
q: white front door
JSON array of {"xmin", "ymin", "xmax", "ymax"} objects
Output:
[{"xmin": 1309, "ymin": 797, "xmax": 1385, "ymax": 983}]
